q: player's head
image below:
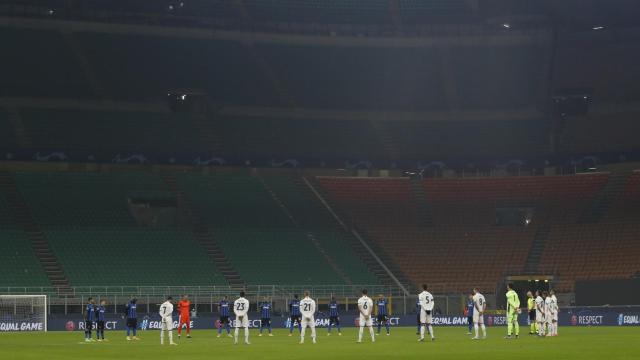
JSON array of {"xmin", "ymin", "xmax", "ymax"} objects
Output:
[
  {"xmin": 182, "ymin": 294, "xmax": 188, "ymax": 300},
  {"xmin": 468, "ymin": 293, "xmax": 473, "ymax": 299},
  {"xmin": 167, "ymin": 296, "xmax": 173, "ymax": 302},
  {"xmin": 527, "ymin": 291, "xmax": 533, "ymax": 298},
  {"xmin": 304, "ymin": 290, "xmax": 310, "ymax": 298},
  {"xmin": 550, "ymin": 289, "xmax": 555, "ymax": 296},
  {"xmin": 239, "ymin": 291, "xmax": 245, "ymax": 298},
  {"xmin": 472, "ymin": 288, "xmax": 478, "ymax": 295},
  {"xmin": 422, "ymin": 284, "xmax": 428, "ymax": 291},
  {"xmin": 361, "ymin": 289, "xmax": 368, "ymax": 296},
  {"xmin": 542, "ymin": 291, "xmax": 548, "ymax": 298},
  {"xmin": 223, "ymin": 295, "xmax": 228, "ymax": 300},
  {"xmin": 330, "ymin": 296, "xmax": 335, "ymax": 302},
  {"xmin": 263, "ymin": 296, "xmax": 269, "ymax": 301},
  {"xmin": 507, "ymin": 283, "xmax": 514, "ymax": 291},
  {"xmin": 378, "ymin": 294, "xmax": 384, "ymax": 299},
  {"xmin": 535, "ymin": 290, "xmax": 540, "ymax": 297},
  {"xmin": 100, "ymin": 299, "xmax": 106, "ymax": 306},
  {"xmin": 131, "ymin": 298, "xmax": 137, "ymax": 304},
  {"xmin": 294, "ymin": 294, "xmax": 299, "ymax": 300},
  {"xmin": 88, "ymin": 297, "xmax": 94, "ymax": 304}
]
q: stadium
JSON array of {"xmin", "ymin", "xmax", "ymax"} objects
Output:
[{"xmin": 0, "ymin": 0, "xmax": 638, "ymax": 359}]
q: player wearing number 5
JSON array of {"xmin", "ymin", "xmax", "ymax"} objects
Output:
[
  {"xmin": 471, "ymin": 288, "xmax": 487, "ymax": 340},
  {"xmin": 418, "ymin": 284, "xmax": 435, "ymax": 342},
  {"xmin": 357, "ymin": 289, "xmax": 375, "ymax": 343},
  {"xmin": 234, "ymin": 291, "xmax": 250, "ymax": 345},
  {"xmin": 299, "ymin": 291, "xmax": 317, "ymax": 344}
]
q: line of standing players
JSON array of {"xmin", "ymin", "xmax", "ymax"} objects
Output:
[{"xmin": 81, "ymin": 290, "xmax": 397, "ymax": 343}]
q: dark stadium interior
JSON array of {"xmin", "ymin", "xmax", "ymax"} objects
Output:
[{"xmin": 0, "ymin": 0, "xmax": 639, "ymax": 324}]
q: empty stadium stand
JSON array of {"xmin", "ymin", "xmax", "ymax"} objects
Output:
[{"xmin": 317, "ymin": 173, "xmax": 634, "ymax": 293}]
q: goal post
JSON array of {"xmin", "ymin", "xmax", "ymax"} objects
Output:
[{"xmin": 0, "ymin": 295, "xmax": 47, "ymax": 332}]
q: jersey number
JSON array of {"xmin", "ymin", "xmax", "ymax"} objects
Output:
[
  {"xmin": 363, "ymin": 303, "xmax": 368, "ymax": 310},
  {"xmin": 303, "ymin": 303, "xmax": 311, "ymax": 312},
  {"xmin": 237, "ymin": 303, "xmax": 245, "ymax": 311},
  {"xmin": 478, "ymin": 299, "xmax": 483, "ymax": 306}
]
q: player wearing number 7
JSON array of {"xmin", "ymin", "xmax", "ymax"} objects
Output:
[
  {"xmin": 471, "ymin": 288, "xmax": 486, "ymax": 340},
  {"xmin": 357, "ymin": 289, "xmax": 375, "ymax": 343},
  {"xmin": 159, "ymin": 296, "xmax": 177, "ymax": 346}
]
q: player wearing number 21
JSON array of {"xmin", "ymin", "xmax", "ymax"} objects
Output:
[{"xmin": 299, "ymin": 291, "xmax": 317, "ymax": 344}]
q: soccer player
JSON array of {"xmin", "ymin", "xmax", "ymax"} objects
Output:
[
  {"xmin": 415, "ymin": 298, "xmax": 421, "ymax": 335},
  {"xmin": 125, "ymin": 298, "xmax": 139, "ymax": 341},
  {"xmin": 160, "ymin": 296, "xmax": 177, "ymax": 346},
  {"xmin": 357, "ymin": 289, "xmax": 375, "ymax": 343},
  {"xmin": 376, "ymin": 294, "xmax": 390, "ymax": 336},
  {"xmin": 177, "ymin": 294, "xmax": 192, "ymax": 339},
  {"xmin": 258, "ymin": 297, "xmax": 273, "ymax": 337},
  {"xmin": 527, "ymin": 291, "xmax": 536, "ymax": 335},
  {"xmin": 471, "ymin": 288, "xmax": 486, "ymax": 340},
  {"xmin": 505, "ymin": 283, "xmax": 520, "ymax": 339},
  {"xmin": 550, "ymin": 290, "xmax": 559, "ymax": 336},
  {"xmin": 299, "ymin": 291, "xmax": 317, "ymax": 344},
  {"xmin": 233, "ymin": 291, "xmax": 250, "ymax": 345},
  {"xmin": 288, "ymin": 294, "xmax": 302, "ymax": 336},
  {"xmin": 543, "ymin": 291, "xmax": 552, "ymax": 336},
  {"xmin": 465, "ymin": 293, "xmax": 474, "ymax": 335},
  {"xmin": 96, "ymin": 300, "xmax": 107, "ymax": 342},
  {"xmin": 84, "ymin": 297, "xmax": 96, "ymax": 342},
  {"xmin": 535, "ymin": 291, "xmax": 545, "ymax": 336},
  {"xmin": 327, "ymin": 296, "xmax": 341, "ymax": 336},
  {"xmin": 418, "ymin": 284, "xmax": 435, "ymax": 342},
  {"xmin": 217, "ymin": 296, "xmax": 232, "ymax": 338}
]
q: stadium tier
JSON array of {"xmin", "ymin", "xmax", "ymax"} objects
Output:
[{"xmin": 316, "ymin": 173, "xmax": 639, "ymax": 293}]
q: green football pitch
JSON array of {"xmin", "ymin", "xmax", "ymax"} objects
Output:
[{"xmin": 0, "ymin": 327, "xmax": 638, "ymax": 360}]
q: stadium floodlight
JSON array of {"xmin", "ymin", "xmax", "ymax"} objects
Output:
[
  {"xmin": 592, "ymin": 26, "xmax": 605, "ymax": 30},
  {"xmin": 0, "ymin": 295, "xmax": 47, "ymax": 332},
  {"xmin": 502, "ymin": 23, "xmax": 511, "ymax": 29}
]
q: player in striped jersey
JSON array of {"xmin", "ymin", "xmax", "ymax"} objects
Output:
[
  {"xmin": 258, "ymin": 297, "xmax": 273, "ymax": 337},
  {"xmin": 84, "ymin": 298, "xmax": 96, "ymax": 342},
  {"xmin": 96, "ymin": 300, "xmax": 107, "ymax": 342},
  {"xmin": 288, "ymin": 295, "xmax": 302, "ymax": 336},
  {"xmin": 217, "ymin": 296, "xmax": 232, "ymax": 338},
  {"xmin": 125, "ymin": 298, "xmax": 139, "ymax": 341},
  {"xmin": 376, "ymin": 295, "xmax": 390, "ymax": 336},
  {"xmin": 327, "ymin": 297, "xmax": 341, "ymax": 336}
]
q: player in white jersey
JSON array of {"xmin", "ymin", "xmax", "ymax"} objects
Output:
[
  {"xmin": 159, "ymin": 296, "xmax": 177, "ymax": 346},
  {"xmin": 418, "ymin": 284, "xmax": 435, "ymax": 342},
  {"xmin": 233, "ymin": 291, "xmax": 250, "ymax": 345},
  {"xmin": 357, "ymin": 289, "xmax": 375, "ymax": 343},
  {"xmin": 299, "ymin": 291, "xmax": 317, "ymax": 344},
  {"xmin": 534, "ymin": 291, "xmax": 545, "ymax": 336},
  {"xmin": 549, "ymin": 290, "xmax": 559, "ymax": 336},
  {"xmin": 543, "ymin": 291, "xmax": 553, "ymax": 336},
  {"xmin": 471, "ymin": 288, "xmax": 487, "ymax": 340}
]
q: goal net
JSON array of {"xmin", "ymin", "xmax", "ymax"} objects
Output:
[{"xmin": 0, "ymin": 295, "xmax": 47, "ymax": 332}]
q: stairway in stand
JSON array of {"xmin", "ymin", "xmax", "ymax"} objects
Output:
[
  {"xmin": 0, "ymin": 171, "xmax": 73, "ymax": 296},
  {"xmin": 162, "ymin": 175, "xmax": 244, "ymax": 288}
]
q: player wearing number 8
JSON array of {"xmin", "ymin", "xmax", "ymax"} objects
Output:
[{"xmin": 471, "ymin": 288, "xmax": 487, "ymax": 340}]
